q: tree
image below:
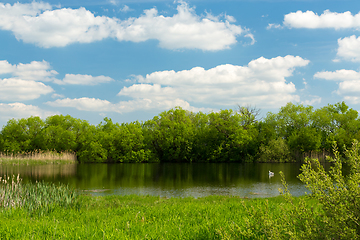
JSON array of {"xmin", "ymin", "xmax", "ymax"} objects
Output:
[
  {"xmin": 265, "ymin": 102, "xmax": 321, "ymax": 154},
  {"xmin": 143, "ymin": 107, "xmax": 195, "ymax": 162},
  {"xmin": 312, "ymin": 102, "xmax": 360, "ymax": 153},
  {"xmin": 205, "ymin": 109, "xmax": 255, "ymax": 162},
  {"xmin": 0, "ymin": 116, "xmax": 45, "ymax": 152},
  {"xmin": 42, "ymin": 115, "xmax": 78, "ymax": 152}
]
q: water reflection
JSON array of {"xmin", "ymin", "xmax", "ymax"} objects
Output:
[{"xmin": 0, "ymin": 162, "xmax": 322, "ymax": 198}]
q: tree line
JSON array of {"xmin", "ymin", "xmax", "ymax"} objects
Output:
[{"xmin": 0, "ymin": 101, "xmax": 359, "ymax": 163}]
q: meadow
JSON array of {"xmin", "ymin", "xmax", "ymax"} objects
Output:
[{"xmin": 0, "ymin": 191, "xmax": 318, "ymax": 239}]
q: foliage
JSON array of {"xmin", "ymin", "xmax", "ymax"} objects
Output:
[
  {"xmin": 143, "ymin": 107, "xmax": 195, "ymax": 162},
  {"xmin": 0, "ymin": 102, "xmax": 359, "ymax": 163},
  {"xmin": 233, "ymin": 140, "xmax": 360, "ymax": 239},
  {"xmin": 0, "ymin": 175, "xmax": 78, "ymax": 215},
  {"xmin": 257, "ymin": 137, "xmax": 292, "ymax": 162}
]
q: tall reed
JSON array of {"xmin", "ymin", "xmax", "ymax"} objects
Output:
[
  {"xmin": 0, "ymin": 150, "xmax": 77, "ymax": 164},
  {"xmin": 0, "ymin": 174, "xmax": 78, "ymax": 214}
]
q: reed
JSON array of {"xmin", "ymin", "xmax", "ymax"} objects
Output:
[
  {"xmin": 0, "ymin": 174, "xmax": 78, "ymax": 215},
  {"xmin": 0, "ymin": 150, "xmax": 77, "ymax": 164}
]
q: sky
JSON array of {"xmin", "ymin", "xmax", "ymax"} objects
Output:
[{"xmin": 1, "ymin": 0, "xmax": 360, "ymax": 127}]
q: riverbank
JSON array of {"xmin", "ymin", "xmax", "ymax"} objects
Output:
[{"xmin": 0, "ymin": 194, "xmax": 319, "ymax": 239}]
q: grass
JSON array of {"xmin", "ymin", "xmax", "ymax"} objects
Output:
[
  {"xmin": 0, "ymin": 150, "xmax": 77, "ymax": 165},
  {"xmin": 0, "ymin": 174, "xmax": 78, "ymax": 215},
  {"xmin": 0, "ymin": 174, "xmax": 322, "ymax": 239}
]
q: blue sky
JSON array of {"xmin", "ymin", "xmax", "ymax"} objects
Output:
[{"xmin": 1, "ymin": 0, "xmax": 360, "ymax": 127}]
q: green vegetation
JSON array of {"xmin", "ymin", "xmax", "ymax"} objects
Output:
[
  {"xmin": 0, "ymin": 140, "xmax": 359, "ymax": 239},
  {"xmin": 0, "ymin": 101, "xmax": 359, "ymax": 163},
  {"xmin": 0, "ymin": 174, "xmax": 77, "ymax": 215},
  {"xmin": 0, "ymin": 192, "xmax": 312, "ymax": 239}
]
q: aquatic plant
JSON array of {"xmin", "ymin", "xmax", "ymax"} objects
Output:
[{"xmin": 0, "ymin": 174, "xmax": 78, "ymax": 214}]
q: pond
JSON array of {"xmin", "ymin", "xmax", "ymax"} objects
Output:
[{"xmin": 0, "ymin": 162, "xmax": 325, "ymax": 198}]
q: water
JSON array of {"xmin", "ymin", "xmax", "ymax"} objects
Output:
[{"xmin": 0, "ymin": 162, "xmax": 320, "ymax": 198}]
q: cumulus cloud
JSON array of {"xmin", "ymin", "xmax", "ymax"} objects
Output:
[
  {"xmin": 118, "ymin": 55, "xmax": 308, "ymax": 109},
  {"xmin": 0, "ymin": 1, "xmax": 252, "ymax": 50},
  {"xmin": 0, "ymin": 59, "xmax": 114, "ymax": 86},
  {"xmin": 47, "ymin": 55, "xmax": 309, "ymax": 113},
  {"xmin": 0, "ymin": 60, "xmax": 55, "ymax": 100},
  {"xmin": 46, "ymin": 97, "xmax": 209, "ymax": 113},
  {"xmin": 336, "ymin": 35, "xmax": 360, "ymax": 62},
  {"xmin": 0, "ymin": 59, "xmax": 115, "ymax": 100},
  {"xmin": 53, "ymin": 74, "xmax": 114, "ymax": 85},
  {"xmin": 314, "ymin": 69, "xmax": 360, "ymax": 103},
  {"xmin": 283, "ymin": 10, "xmax": 360, "ymax": 29},
  {"xmin": 0, "ymin": 102, "xmax": 58, "ymax": 126},
  {"xmin": 0, "ymin": 78, "xmax": 53, "ymax": 101},
  {"xmin": 0, "ymin": 60, "xmax": 58, "ymax": 81},
  {"xmin": 47, "ymin": 97, "xmax": 114, "ymax": 111},
  {"xmin": 314, "ymin": 69, "xmax": 360, "ymax": 80}
]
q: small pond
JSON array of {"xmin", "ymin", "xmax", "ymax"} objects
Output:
[{"xmin": 0, "ymin": 162, "xmax": 328, "ymax": 198}]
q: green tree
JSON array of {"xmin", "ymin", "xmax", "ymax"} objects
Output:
[
  {"xmin": 0, "ymin": 116, "xmax": 45, "ymax": 153},
  {"xmin": 313, "ymin": 101, "xmax": 360, "ymax": 153},
  {"xmin": 97, "ymin": 118, "xmax": 150, "ymax": 163},
  {"xmin": 143, "ymin": 107, "xmax": 195, "ymax": 162},
  {"xmin": 42, "ymin": 115, "xmax": 78, "ymax": 152},
  {"xmin": 265, "ymin": 102, "xmax": 321, "ymax": 154},
  {"xmin": 205, "ymin": 109, "xmax": 255, "ymax": 162}
]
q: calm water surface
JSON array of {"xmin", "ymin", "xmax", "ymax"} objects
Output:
[{"xmin": 0, "ymin": 163, "xmax": 327, "ymax": 198}]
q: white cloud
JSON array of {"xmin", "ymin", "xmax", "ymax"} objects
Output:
[
  {"xmin": 51, "ymin": 93, "xmax": 65, "ymax": 99},
  {"xmin": 47, "ymin": 97, "xmax": 114, "ymax": 111},
  {"xmin": 314, "ymin": 69, "xmax": 360, "ymax": 103},
  {"xmin": 336, "ymin": 35, "xmax": 360, "ymax": 62},
  {"xmin": 0, "ymin": 60, "xmax": 58, "ymax": 81},
  {"xmin": 343, "ymin": 96, "xmax": 360, "ymax": 104},
  {"xmin": 302, "ymin": 97, "xmax": 321, "ymax": 105},
  {"xmin": 0, "ymin": 78, "xmax": 53, "ymax": 101},
  {"xmin": 0, "ymin": 60, "xmax": 55, "ymax": 101},
  {"xmin": 0, "ymin": 103, "xmax": 58, "ymax": 126},
  {"xmin": 119, "ymin": 5, "xmax": 132, "ymax": 13},
  {"xmin": 46, "ymin": 56, "xmax": 309, "ymax": 113},
  {"xmin": 314, "ymin": 69, "xmax": 360, "ymax": 80},
  {"xmin": 109, "ymin": 0, "xmax": 119, "ymax": 6},
  {"xmin": 0, "ymin": 1, "xmax": 252, "ymax": 50},
  {"xmin": 0, "ymin": 59, "xmax": 114, "ymax": 86},
  {"xmin": 119, "ymin": 55, "xmax": 308, "ymax": 109},
  {"xmin": 266, "ymin": 23, "xmax": 282, "ymax": 30},
  {"xmin": 46, "ymin": 97, "xmax": 209, "ymax": 113},
  {"xmin": 283, "ymin": 10, "xmax": 360, "ymax": 29},
  {"xmin": 54, "ymin": 74, "xmax": 114, "ymax": 85}
]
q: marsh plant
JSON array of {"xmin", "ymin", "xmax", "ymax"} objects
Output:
[
  {"xmin": 225, "ymin": 140, "xmax": 360, "ymax": 239},
  {"xmin": 0, "ymin": 150, "xmax": 76, "ymax": 164},
  {"xmin": 0, "ymin": 174, "xmax": 78, "ymax": 214}
]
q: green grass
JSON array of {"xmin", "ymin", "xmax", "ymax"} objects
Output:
[
  {"xmin": 0, "ymin": 193, "xmax": 319, "ymax": 239},
  {"xmin": 0, "ymin": 175, "xmax": 78, "ymax": 215},
  {"xmin": 0, "ymin": 174, "xmax": 323, "ymax": 239}
]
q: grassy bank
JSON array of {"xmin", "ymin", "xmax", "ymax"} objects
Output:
[{"xmin": 0, "ymin": 190, "xmax": 320, "ymax": 239}]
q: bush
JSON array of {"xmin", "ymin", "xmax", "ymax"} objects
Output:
[
  {"xmin": 235, "ymin": 140, "xmax": 360, "ymax": 239},
  {"xmin": 257, "ymin": 138, "xmax": 292, "ymax": 162}
]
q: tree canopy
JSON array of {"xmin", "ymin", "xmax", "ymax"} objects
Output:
[{"xmin": 0, "ymin": 102, "xmax": 359, "ymax": 163}]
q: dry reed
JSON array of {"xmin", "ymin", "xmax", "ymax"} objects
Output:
[{"xmin": 0, "ymin": 150, "xmax": 77, "ymax": 163}]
